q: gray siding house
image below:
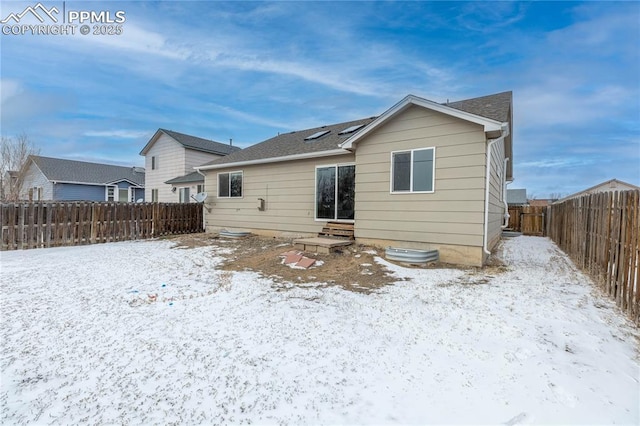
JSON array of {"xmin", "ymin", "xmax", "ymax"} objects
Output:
[
  {"xmin": 19, "ymin": 155, "xmax": 145, "ymax": 202},
  {"xmin": 196, "ymin": 92, "xmax": 513, "ymax": 266},
  {"xmin": 139, "ymin": 129, "xmax": 241, "ymax": 203}
]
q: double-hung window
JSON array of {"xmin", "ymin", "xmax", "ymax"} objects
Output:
[
  {"xmin": 391, "ymin": 147, "xmax": 435, "ymax": 193},
  {"xmin": 218, "ymin": 171, "xmax": 243, "ymax": 198}
]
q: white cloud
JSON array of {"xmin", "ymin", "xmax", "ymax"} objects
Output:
[
  {"xmin": 0, "ymin": 79, "xmax": 23, "ymax": 103},
  {"xmin": 84, "ymin": 130, "xmax": 150, "ymax": 139}
]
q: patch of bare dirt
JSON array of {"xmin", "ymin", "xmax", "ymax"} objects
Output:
[
  {"xmin": 163, "ymin": 233, "xmax": 399, "ymax": 292},
  {"xmin": 163, "ymin": 233, "xmax": 501, "ymax": 293}
]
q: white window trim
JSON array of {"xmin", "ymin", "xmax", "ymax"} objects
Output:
[
  {"xmin": 105, "ymin": 185, "xmax": 117, "ymax": 201},
  {"xmin": 389, "ymin": 147, "xmax": 436, "ymax": 194},
  {"xmin": 217, "ymin": 170, "xmax": 244, "ymax": 199},
  {"xmin": 314, "ymin": 163, "xmax": 356, "ymax": 223}
]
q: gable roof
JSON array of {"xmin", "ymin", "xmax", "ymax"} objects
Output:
[
  {"xmin": 165, "ymin": 171, "xmax": 204, "ymax": 185},
  {"xmin": 341, "ymin": 92, "xmax": 510, "ymax": 150},
  {"xmin": 197, "ymin": 117, "xmax": 377, "ymax": 170},
  {"xmin": 139, "ymin": 129, "xmax": 242, "ymax": 156},
  {"xmin": 446, "ymin": 91, "xmax": 512, "ymax": 123},
  {"xmin": 558, "ymin": 178, "xmax": 640, "ymax": 202},
  {"xmin": 29, "ymin": 155, "xmax": 145, "ymax": 186},
  {"xmin": 197, "ymin": 91, "xmax": 512, "ymax": 171},
  {"xmin": 507, "ymin": 189, "xmax": 527, "ymax": 205}
]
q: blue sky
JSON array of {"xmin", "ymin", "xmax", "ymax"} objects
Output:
[{"xmin": 1, "ymin": 0, "xmax": 638, "ymax": 198}]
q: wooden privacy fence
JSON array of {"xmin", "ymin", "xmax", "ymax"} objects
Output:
[
  {"xmin": 507, "ymin": 205, "xmax": 546, "ymax": 236},
  {"xmin": 1, "ymin": 202, "xmax": 204, "ymax": 251},
  {"xmin": 547, "ymin": 190, "xmax": 639, "ymax": 323}
]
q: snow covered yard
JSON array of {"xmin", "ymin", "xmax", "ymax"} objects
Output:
[{"xmin": 1, "ymin": 236, "xmax": 638, "ymax": 425}]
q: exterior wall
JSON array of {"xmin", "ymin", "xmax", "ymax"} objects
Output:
[
  {"xmin": 19, "ymin": 162, "xmax": 53, "ymax": 200},
  {"xmin": 203, "ymin": 154, "xmax": 355, "ymax": 236},
  {"xmin": 486, "ymin": 137, "xmax": 507, "ymax": 256},
  {"xmin": 54, "ymin": 183, "xmax": 106, "ymax": 201},
  {"xmin": 185, "ymin": 149, "xmax": 223, "ymax": 171},
  {"xmin": 170, "ymin": 181, "xmax": 205, "ymax": 203},
  {"xmin": 143, "ymin": 134, "xmax": 186, "ymax": 202},
  {"xmin": 353, "ymin": 105, "xmax": 488, "ymax": 264}
]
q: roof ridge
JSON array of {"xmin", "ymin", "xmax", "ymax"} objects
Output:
[{"xmin": 31, "ymin": 155, "xmax": 138, "ymax": 169}]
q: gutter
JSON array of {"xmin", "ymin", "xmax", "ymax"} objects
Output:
[
  {"xmin": 483, "ymin": 129, "xmax": 509, "ymax": 256},
  {"xmin": 195, "ymin": 149, "xmax": 350, "ymax": 171},
  {"xmin": 501, "ymin": 158, "xmax": 510, "ymax": 229}
]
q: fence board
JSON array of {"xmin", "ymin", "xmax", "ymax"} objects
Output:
[
  {"xmin": 548, "ymin": 190, "xmax": 640, "ymax": 324},
  {"xmin": 0, "ymin": 202, "xmax": 204, "ymax": 251}
]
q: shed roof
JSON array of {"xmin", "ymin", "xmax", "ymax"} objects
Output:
[
  {"xmin": 30, "ymin": 155, "xmax": 145, "ymax": 186},
  {"xmin": 140, "ymin": 129, "xmax": 242, "ymax": 156},
  {"xmin": 165, "ymin": 171, "xmax": 204, "ymax": 185}
]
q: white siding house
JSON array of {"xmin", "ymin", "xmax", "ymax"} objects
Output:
[{"xmin": 139, "ymin": 129, "xmax": 241, "ymax": 203}]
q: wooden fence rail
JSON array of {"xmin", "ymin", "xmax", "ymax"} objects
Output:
[
  {"xmin": 547, "ymin": 190, "xmax": 639, "ymax": 324},
  {"xmin": 1, "ymin": 202, "xmax": 204, "ymax": 251}
]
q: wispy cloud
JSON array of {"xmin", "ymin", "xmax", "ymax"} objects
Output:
[{"xmin": 85, "ymin": 130, "xmax": 150, "ymax": 139}]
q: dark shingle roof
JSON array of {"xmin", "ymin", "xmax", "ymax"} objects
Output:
[
  {"xmin": 160, "ymin": 129, "xmax": 241, "ymax": 155},
  {"xmin": 165, "ymin": 171, "xmax": 204, "ymax": 185},
  {"xmin": 31, "ymin": 156, "xmax": 145, "ymax": 186},
  {"xmin": 199, "ymin": 91, "xmax": 512, "ymax": 169},
  {"xmin": 446, "ymin": 91, "xmax": 512, "ymax": 122},
  {"xmin": 201, "ymin": 117, "xmax": 377, "ymax": 167}
]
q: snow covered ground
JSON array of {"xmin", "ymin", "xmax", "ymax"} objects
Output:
[{"xmin": 1, "ymin": 236, "xmax": 638, "ymax": 425}]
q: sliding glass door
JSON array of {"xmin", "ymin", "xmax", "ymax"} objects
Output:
[{"xmin": 316, "ymin": 164, "xmax": 355, "ymax": 220}]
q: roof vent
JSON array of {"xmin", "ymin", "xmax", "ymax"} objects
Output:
[
  {"xmin": 338, "ymin": 124, "xmax": 365, "ymax": 135},
  {"xmin": 304, "ymin": 130, "xmax": 331, "ymax": 141}
]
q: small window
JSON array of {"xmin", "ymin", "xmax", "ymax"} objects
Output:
[
  {"xmin": 197, "ymin": 184, "xmax": 204, "ymax": 194},
  {"xmin": 106, "ymin": 186, "xmax": 115, "ymax": 201},
  {"xmin": 151, "ymin": 189, "xmax": 158, "ymax": 202},
  {"xmin": 151, "ymin": 156, "xmax": 158, "ymax": 170},
  {"xmin": 391, "ymin": 147, "xmax": 435, "ymax": 193},
  {"xmin": 218, "ymin": 171, "xmax": 243, "ymax": 198}
]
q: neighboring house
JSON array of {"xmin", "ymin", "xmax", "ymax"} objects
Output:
[
  {"xmin": 19, "ymin": 155, "xmax": 145, "ymax": 202},
  {"xmin": 528, "ymin": 199, "xmax": 556, "ymax": 207},
  {"xmin": 139, "ymin": 129, "xmax": 241, "ymax": 203},
  {"xmin": 196, "ymin": 91, "xmax": 513, "ymax": 266},
  {"xmin": 558, "ymin": 179, "xmax": 640, "ymax": 202},
  {"xmin": 507, "ymin": 189, "xmax": 527, "ymax": 206}
]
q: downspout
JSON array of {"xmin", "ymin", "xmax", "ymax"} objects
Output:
[
  {"xmin": 483, "ymin": 131, "xmax": 507, "ymax": 255},
  {"xmin": 501, "ymin": 158, "xmax": 510, "ymax": 229},
  {"xmin": 195, "ymin": 168, "xmax": 209, "ymax": 230}
]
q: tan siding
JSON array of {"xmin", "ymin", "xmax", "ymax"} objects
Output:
[
  {"xmin": 487, "ymin": 138, "xmax": 506, "ymax": 250},
  {"xmin": 354, "ymin": 104, "xmax": 487, "ymax": 249},
  {"xmin": 203, "ymin": 154, "xmax": 355, "ymax": 235}
]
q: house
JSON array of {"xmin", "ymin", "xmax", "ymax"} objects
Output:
[
  {"xmin": 19, "ymin": 155, "xmax": 145, "ymax": 202},
  {"xmin": 507, "ymin": 189, "xmax": 527, "ymax": 206},
  {"xmin": 558, "ymin": 178, "xmax": 640, "ymax": 202},
  {"xmin": 529, "ymin": 199, "xmax": 556, "ymax": 207},
  {"xmin": 139, "ymin": 129, "xmax": 241, "ymax": 203},
  {"xmin": 195, "ymin": 91, "xmax": 513, "ymax": 266}
]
